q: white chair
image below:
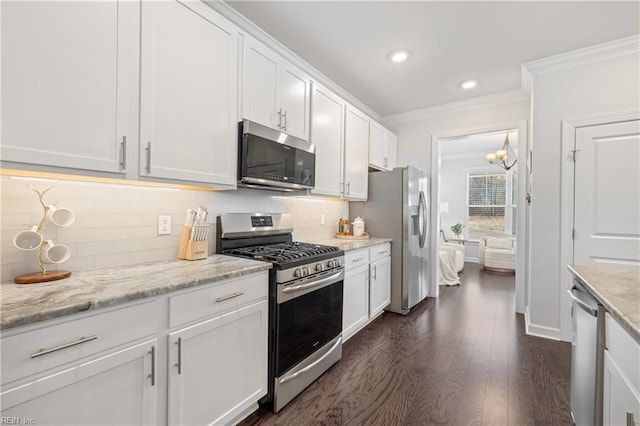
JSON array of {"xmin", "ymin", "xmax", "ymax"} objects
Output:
[
  {"xmin": 439, "ymin": 230, "xmax": 465, "ymax": 273},
  {"xmin": 479, "ymin": 236, "xmax": 516, "ymax": 273}
]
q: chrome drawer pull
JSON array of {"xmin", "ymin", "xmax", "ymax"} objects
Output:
[
  {"xmin": 379, "ymin": 250, "xmax": 388, "ymax": 255},
  {"xmin": 175, "ymin": 337, "xmax": 182, "ymax": 375},
  {"xmin": 215, "ymin": 292, "xmax": 244, "ymax": 302},
  {"xmin": 31, "ymin": 335, "xmax": 98, "ymax": 358},
  {"xmin": 149, "ymin": 345, "xmax": 156, "ymax": 386},
  {"xmin": 352, "ymin": 257, "xmax": 364, "ymax": 263}
]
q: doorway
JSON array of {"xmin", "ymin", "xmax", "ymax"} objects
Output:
[{"xmin": 430, "ymin": 121, "xmax": 529, "ymax": 314}]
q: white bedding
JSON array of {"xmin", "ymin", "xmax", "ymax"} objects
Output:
[{"xmin": 438, "ymin": 246, "xmax": 461, "ymax": 286}]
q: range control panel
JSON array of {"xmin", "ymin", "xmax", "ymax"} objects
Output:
[{"xmin": 251, "ymin": 216, "xmax": 273, "ymax": 227}]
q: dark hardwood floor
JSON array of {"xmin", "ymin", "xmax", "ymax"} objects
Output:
[{"xmin": 240, "ymin": 262, "xmax": 572, "ymax": 426}]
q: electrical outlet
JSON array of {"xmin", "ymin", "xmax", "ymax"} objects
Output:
[
  {"xmin": 158, "ymin": 215, "xmax": 171, "ymax": 235},
  {"xmin": 320, "ymin": 214, "xmax": 325, "ymax": 225}
]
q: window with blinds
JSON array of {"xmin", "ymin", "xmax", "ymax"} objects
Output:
[{"xmin": 467, "ymin": 171, "xmax": 517, "ymax": 238}]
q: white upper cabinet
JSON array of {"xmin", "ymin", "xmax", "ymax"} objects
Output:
[
  {"xmin": 241, "ymin": 36, "xmax": 311, "ymax": 141},
  {"xmin": 369, "ymin": 120, "xmax": 397, "ymax": 171},
  {"xmin": 368, "ymin": 120, "xmax": 387, "ymax": 170},
  {"xmin": 310, "ymin": 84, "xmax": 346, "ymax": 197},
  {"xmin": 1, "ymin": 0, "xmax": 138, "ymax": 175},
  {"xmin": 344, "ymin": 105, "xmax": 370, "ymax": 200},
  {"xmin": 386, "ymin": 129, "xmax": 398, "ymax": 170},
  {"xmin": 139, "ymin": 0, "xmax": 238, "ymax": 186}
]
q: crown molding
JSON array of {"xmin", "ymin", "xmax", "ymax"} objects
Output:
[
  {"xmin": 204, "ymin": 0, "xmax": 381, "ymax": 121},
  {"xmin": 523, "ymin": 34, "xmax": 640, "ymax": 76},
  {"xmin": 382, "ymin": 89, "xmax": 529, "ymax": 126}
]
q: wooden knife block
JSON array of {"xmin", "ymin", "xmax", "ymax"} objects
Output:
[{"xmin": 178, "ymin": 225, "xmax": 208, "ymax": 261}]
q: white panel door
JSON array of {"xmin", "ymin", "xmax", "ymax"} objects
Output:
[
  {"xmin": 242, "ymin": 36, "xmax": 281, "ymax": 130},
  {"xmin": 1, "ymin": 340, "xmax": 157, "ymax": 425},
  {"xmin": 310, "ymin": 84, "xmax": 345, "ymax": 197},
  {"xmin": 168, "ymin": 300, "xmax": 268, "ymax": 426},
  {"xmin": 280, "ymin": 61, "xmax": 311, "ymax": 141},
  {"xmin": 139, "ymin": 0, "xmax": 238, "ymax": 185},
  {"xmin": 1, "ymin": 0, "xmax": 137, "ymax": 174},
  {"xmin": 574, "ymin": 120, "xmax": 640, "ymax": 268},
  {"xmin": 344, "ymin": 106, "xmax": 370, "ymax": 200}
]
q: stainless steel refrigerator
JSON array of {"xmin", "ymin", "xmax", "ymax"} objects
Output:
[{"xmin": 351, "ymin": 166, "xmax": 429, "ymax": 315}]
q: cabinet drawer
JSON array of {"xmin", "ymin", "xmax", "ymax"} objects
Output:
[
  {"xmin": 345, "ymin": 248, "xmax": 370, "ymax": 270},
  {"xmin": 169, "ymin": 272, "xmax": 268, "ymax": 328},
  {"xmin": 1, "ymin": 300, "xmax": 157, "ymax": 386},
  {"xmin": 605, "ymin": 312, "xmax": 640, "ymax": 392},
  {"xmin": 369, "ymin": 243, "xmax": 391, "ymax": 263}
]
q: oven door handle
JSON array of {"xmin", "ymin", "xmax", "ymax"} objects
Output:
[
  {"xmin": 279, "ymin": 337, "xmax": 342, "ymax": 385},
  {"xmin": 282, "ymin": 270, "xmax": 344, "ymax": 294}
]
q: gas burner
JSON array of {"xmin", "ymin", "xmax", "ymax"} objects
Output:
[{"xmin": 223, "ymin": 242, "xmax": 340, "ymax": 266}]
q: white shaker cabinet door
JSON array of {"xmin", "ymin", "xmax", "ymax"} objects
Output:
[
  {"xmin": 241, "ymin": 36, "xmax": 281, "ymax": 130},
  {"xmin": 168, "ymin": 300, "xmax": 268, "ymax": 426},
  {"xmin": 139, "ymin": 0, "xmax": 238, "ymax": 186},
  {"xmin": 280, "ymin": 61, "xmax": 311, "ymax": 141},
  {"xmin": 1, "ymin": 0, "xmax": 137, "ymax": 174},
  {"xmin": 370, "ymin": 256, "xmax": 391, "ymax": 318},
  {"xmin": 342, "ymin": 266, "xmax": 370, "ymax": 342},
  {"xmin": 603, "ymin": 351, "xmax": 640, "ymax": 426},
  {"xmin": 344, "ymin": 106, "xmax": 370, "ymax": 200},
  {"xmin": 386, "ymin": 130, "xmax": 398, "ymax": 170},
  {"xmin": 1, "ymin": 339, "xmax": 157, "ymax": 425},
  {"xmin": 310, "ymin": 84, "xmax": 345, "ymax": 197},
  {"xmin": 368, "ymin": 120, "xmax": 387, "ymax": 170}
]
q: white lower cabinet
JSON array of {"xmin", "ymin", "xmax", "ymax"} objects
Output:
[
  {"xmin": 369, "ymin": 243, "xmax": 391, "ymax": 319},
  {"xmin": 0, "ymin": 271, "xmax": 269, "ymax": 425},
  {"xmin": 602, "ymin": 312, "xmax": 640, "ymax": 426},
  {"xmin": 342, "ymin": 243, "xmax": 392, "ymax": 342},
  {"xmin": 342, "ymin": 254, "xmax": 370, "ymax": 342},
  {"xmin": 168, "ymin": 299, "xmax": 268, "ymax": 426},
  {"xmin": 0, "ymin": 301, "xmax": 158, "ymax": 425}
]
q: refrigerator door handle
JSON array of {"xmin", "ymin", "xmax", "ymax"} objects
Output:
[{"xmin": 418, "ymin": 190, "xmax": 427, "ymax": 248}]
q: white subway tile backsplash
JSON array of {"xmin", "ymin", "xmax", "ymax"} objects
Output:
[{"xmin": 1, "ymin": 176, "xmax": 348, "ymax": 281}]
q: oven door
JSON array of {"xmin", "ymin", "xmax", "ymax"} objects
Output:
[{"xmin": 275, "ymin": 268, "xmax": 343, "ymax": 376}]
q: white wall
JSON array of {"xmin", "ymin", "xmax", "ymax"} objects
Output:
[
  {"xmin": 1, "ymin": 176, "xmax": 347, "ymax": 281},
  {"xmin": 527, "ymin": 49, "xmax": 640, "ymax": 341}
]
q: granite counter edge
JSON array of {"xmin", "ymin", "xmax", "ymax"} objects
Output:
[{"xmin": 1, "ymin": 262, "xmax": 272, "ymax": 331}]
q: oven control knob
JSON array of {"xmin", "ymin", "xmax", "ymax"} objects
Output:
[
  {"xmin": 327, "ymin": 260, "xmax": 334, "ymax": 268},
  {"xmin": 334, "ymin": 259, "xmax": 341, "ymax": 267},
  {"xmin": 302, "ymin": 267, "xmax": 310, "ymax": 276},
  {"xmin": 315, "ymin": 263, "xmax": 324, "ymax": 272},
  {"xmin": 294, "ymin": 268, "xmax": 302, "ymax": 278}
]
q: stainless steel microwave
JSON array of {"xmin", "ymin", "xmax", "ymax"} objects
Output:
[{"xmin": 238, "ymin": 120, "xmax": 316, "ymax": 192}]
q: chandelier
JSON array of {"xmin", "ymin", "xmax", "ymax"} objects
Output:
[{"xmin": 486, "ymin": 133, "xmax": 517, "ymax": 171}]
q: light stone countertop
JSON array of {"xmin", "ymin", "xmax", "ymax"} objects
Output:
[
  {"xmin": 568, "ymin": 265, "xmax": 640, "ymax": 343},
  {"xmin": 312, "ymin": 237, "xmax": 393, "ymax": 252},
  {"xmin": 1, "ymin": 255, "xmax": 271, "ymax": 331}
]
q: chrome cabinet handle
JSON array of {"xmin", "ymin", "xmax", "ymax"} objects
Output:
[
  {"xmin": 175, "ymin": 337, "xmax": 182, "ymax": 374},
  {"xmin": 31, "ymin": 335, "xmax": 98, "ymax": 358},
  {"xmin": 347, "ymin": 182, "xmax": 351, "ymax": 196},
  {"xmin": 120, "ymin": 136, "xmax": 127, "ymax": 171},
  {"xmin": 215, "ymin": 292, "xmax": 244, "ymax": 302},
  {"xmin": 145, "ymin": 142, "xmax": 152, "ymax": 174},
  {"xmin": 276, "ymin": 109, "xmax": 282, "ymax": 129},
  {"xmin": 627, "ymin": 411, "xmax": 638, "ymax": 426},
  {"xmin": 352, "ymin": 257, "xmax": 364, "ymax": 263},
  {"xmin": 279, "ymin": 337, "xmax": 341, "ymax": 384},
  {"xmin": 282, "ymin": 271, "xmax": 344, "ymax": 294},
  {"xmin": 379, "ymin": 250, "xmax": 388, "ymax": 255},
  {"xmin": 372, "ymin": 264, "xmax": 377, "ymax": 280},
  {"xmin": 148, "ymin": 345, "xmax": 156, "ymax": 386},
  {"xmin": 384, "ymin": 157, "xmax": 388, "ymax": 168},
  {"xmin": 282, "ymin": 110, "xmax": 287, "ymax": 131}
]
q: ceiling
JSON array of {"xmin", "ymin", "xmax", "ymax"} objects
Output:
[
  {"xmin": 440, "ymin": 129, "xmax": 518, "ymax": 158},
  {"xmin": 226, "ymin": 1, "xmax": 640, "ymax": 117}
]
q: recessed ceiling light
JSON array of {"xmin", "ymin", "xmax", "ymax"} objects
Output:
[
  {"xmin": 460, "ymin": 80, "xmax": 478, "ymax": 89},
  {"xmin": 389, "ymin": 50, "xmax": 410, "ymax": 63}
]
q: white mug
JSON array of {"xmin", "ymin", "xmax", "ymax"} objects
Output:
[
  {"xmin": 42, "ymin": 240, "xmax": 70, "ymax": 264},
  {"xmin": 13, "ymin": 226, "xmax": 43, "ymax": 251},
  {"xmin": 48, "ymin": 205, "xmax": 75, "ymax": 227}
]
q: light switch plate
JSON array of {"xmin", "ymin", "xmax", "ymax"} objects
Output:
[
  {"xmin": 320, "ymin": 214, "xmax": 325, "ymax": 225},
  {"xmin": 158, "ymin": 215, "xmax": 171, "ymax": 235}
]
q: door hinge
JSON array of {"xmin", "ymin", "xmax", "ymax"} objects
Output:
[
  {"xmin": 572, "ymin": 229, "xmax": 575, "ymax": 240},
  {"xmin": 570, "ymin": 149, "xmax": 580, "ymax": 162}
]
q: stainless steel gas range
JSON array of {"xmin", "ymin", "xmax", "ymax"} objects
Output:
[{"xmin": 216, "ymin": 213, "xmax": 344, "ymax": 412}]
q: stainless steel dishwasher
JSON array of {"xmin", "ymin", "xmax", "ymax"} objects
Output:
[{"xmin": 568, "ymin": 279, "xmax": 605, "ymax": 426}]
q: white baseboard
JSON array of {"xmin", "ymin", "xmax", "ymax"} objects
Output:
[
  {"xmin": 524, "ymin": 307, "xmax": 561, "ymax": 341},
  {"xmin": 464, "ymin": 257, "xmax": 479, "ymax": 263}
]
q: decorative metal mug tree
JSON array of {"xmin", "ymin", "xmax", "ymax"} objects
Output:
[{"xmin": 12, "ymin": 186, "xmax": 75, "ymax": 284}]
